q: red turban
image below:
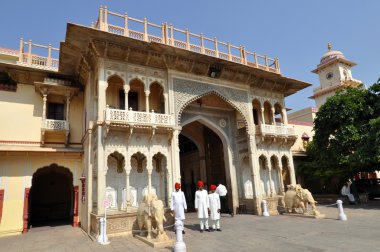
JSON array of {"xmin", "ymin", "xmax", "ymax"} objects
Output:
[
  {"xmin": 210, "ymin": 184, "xmax": 217, "ymax": 191},
  {"xmin": 175, "ymin": 183, "xmax": 181, "ymax": 189},
  {"xmin": 197, "ymin": 180, "xmax": 204, "ymax": 188}
]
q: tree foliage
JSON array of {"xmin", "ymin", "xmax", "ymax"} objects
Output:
[{"xmin": 299, "ymin": 79, "xmax": 380, "ymax": 183}]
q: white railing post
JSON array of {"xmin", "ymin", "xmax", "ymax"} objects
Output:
[
  {"xmin": 262, "ymin": 200, "xmax": 270, "ymax": 217},
  {"xmin": 143, "ymin": 18, "xmax": 148, "ymax": 41},
  {"xmin": 337, "ymin": 200, "xmax": 347, "ymax": 221},
  {"xmin": 214, "ymin": 37, "xmax": 219, "ymax": 58},
  {"xmin": 27, "ymin": 39, "xmax": 32, "ymax": 64},
  {"xmin": 164, "ymin": 23, "xmax": 169, "ymax": 45},
  {"xmin": 240, "ymin": 46, "xmax": 247, "ymax": 65},
  {"xmin": 275, "ymin": 57, "xmax": 280, "ymax": 73},
  {"xmin": 104, "ymin": 6, "xmax": 108, "ymax": 32},
  {"xmin": 124, "ymin": 12, "xmax": 129, "ymax": 37},
  {"xmin": 19, "ymin": 38, "xmax": 24, "ymax": 62},
  {"xmin": 265, "ymin": 55, "xmax": 269, "ymax": 70},
  {"xmin": 174, "ymin": 219, "xmax": 186, "ymax": 252},
  {"xmin": 99, "ymin": 6, "xmax": 104, "ymax": 30},
  {"xmin": 161, "ymin": 23, "xmax": 166, "ymax": 43},
  {"xmin": 47, "ymin": 43, "xmax": 52, "ymax": 67},
  {"xmin": 227, "ymin": 42, "xmax": 232, "ymax": 61},
  {"xmin": 185, "ymin": 29, "xmax": 190, "ymax": 50},
  {"xmin": 254, "ymin": 52, "xmax": 258, "ymax": 67},
  {"xmin": 200, "ymin": 33, "xmax": 205, "ymax": 54},
  {"xmin": 170, "ymin": 24, "xmax": 174, "ymax": 46}
]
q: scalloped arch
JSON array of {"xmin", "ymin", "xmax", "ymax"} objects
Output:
[
  {"xmin": 107, "ymin": 74, "xmax": 125, "ymax": 85},
  {"xmin": 178, "ymin": 90, "xmax": 249, "ymax": 128}
]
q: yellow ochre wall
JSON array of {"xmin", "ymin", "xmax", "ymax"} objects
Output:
[
  {"xmin": 0, "ymin": 83, "xmax": 83, "ymax": 144},
  {"xmin": 0, "ymin": 154, "xmax": 83, "ymax": 236}
]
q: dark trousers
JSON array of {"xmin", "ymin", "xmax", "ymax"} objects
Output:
[{"xmin": 220, "ymin": 196, "xmax": 231, "ymax": 215}]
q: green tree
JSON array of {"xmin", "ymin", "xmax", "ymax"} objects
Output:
[{"xmin": 299, "ymin": 80, "xmax": 380, "ymax": 186}]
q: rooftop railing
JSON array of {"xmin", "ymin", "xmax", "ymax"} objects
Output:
[
  {"xmin": 17, "ymin": 39, "xmax": 59, "ymax": 71},
  {"xmin": 94, "ymin": 6, "xmax": 281, "ymax": 74}
]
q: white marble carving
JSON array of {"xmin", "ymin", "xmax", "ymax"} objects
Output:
[
  {"xmin": 259, "ymin": 167, "xmax": 270, "ymax": 196},
  {"xmin": 173, "ymin": 78, "xmax": 249, "ymax": 127},
  {"xmin": 106, "ymin": 155, "xmax": 126, "ymax": 210},
  {"xmin": 241, "ymin": 163, "xmax": 253, "ymax": 199}
]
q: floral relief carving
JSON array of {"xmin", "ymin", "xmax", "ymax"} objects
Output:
[{"xmin": 173, "ymin": 78, "xmax": 250, "ymax": 127}]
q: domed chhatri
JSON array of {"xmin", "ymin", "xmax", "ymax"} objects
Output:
[{"xmin": 320, "ymin": 42, "xmax": 345, "ymax": 64}]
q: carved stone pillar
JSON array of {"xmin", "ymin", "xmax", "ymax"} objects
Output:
[
  {"xmin": 42, "ymin": 92, "xmax": 48, "ymax": 120},
  {"xmin": 247, "ymin": 133, "xmax": 262, "ymax": 215},
  {"xmin": 126, "ymin": 171, "xmax": 130, "ymax": 208},
  {"xmin": 279, "ymin": 167, "xmax": 285, "ymax": 195},
  {"xmin": 271, "ymin": 106, "xmax": 276, "ymax": 125},
  {"xmin": 260, "ymin": 107, "xmax": 265, "ymax": 124},
  {"xmin": 65, "ymin": 94, "xmax": 71, "ymax": 122},
  {"xmin": 145, "ymin": 90, "xmax": 150, "ymax": 112},
  {"xmin": 148, "ymin": 170, "xmax": 152, "ymax": 195},
  {"xmin": 268, "ymin": 166, "xmax": 274, "ymax": 197},
  {"xmin": 98, "ymin": 60, "xmax": 108, "ymax": 120},
  {"xmin": 288, "ymin": 153, "xmax": 297, "ymax": 184},
  {"xmin": 163, "ymin": 93, "xmax": 168, "ymax": 114},
  {"xmin": 124, "ymin": 85, "xmax": 130, "ymax": 110},
  {"xmin": 172, "ymin": 128, "xmax": 181, "ymax": 183},
  {"xmin": 97, "ymin": 127, "xmax": 106, "ymax": 215},
  {"xmin": 166, "ymin": 171, "xmax": 171, "ymax": 207},
  {"xmin": 282, "ymin": 108, "xmax": 288, "ymax": 125}
]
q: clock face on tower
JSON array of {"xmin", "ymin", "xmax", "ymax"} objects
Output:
[{"xmin": 326, "ymin": 72, "xmax": 333, "ymax": 80}]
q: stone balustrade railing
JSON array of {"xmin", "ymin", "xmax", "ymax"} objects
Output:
[
  {"xmin": 105, "ymin": 107, "xmax": 175, "ymax": 127},
  {"xmin": 17, "ymin": 39, "xmax": 59, "ymax": 71},
  {"xmin": 42, "ymin": 119, "xmax": 69, "ymax": 131},
  {"xmin": 255, "ymin": 124, "xmax": 296, "ymax": 137},
  {"xmin": 94, "ymin": 6, "xmax": 280, "ymax": 74}
]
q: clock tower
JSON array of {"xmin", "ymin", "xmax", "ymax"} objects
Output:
[{"xmin": 311, "ymin": 42, "xmax": 362, "ymax": 108}]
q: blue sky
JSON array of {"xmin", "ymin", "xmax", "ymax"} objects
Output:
[{"xmin": 1, "ymin": 1, "xmax": 379, "ymax": 111}]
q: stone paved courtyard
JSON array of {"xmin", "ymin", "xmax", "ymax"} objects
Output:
[{"xmin": 0, "ymin": 200, "xmax": 379, "ymax": 252}]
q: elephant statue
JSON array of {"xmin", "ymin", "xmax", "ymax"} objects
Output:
[
  {"xmin": 284, "ymin": 184, "xmax": 323, "ymax": 217},
  {"xmin": 137, "ymin": 193, "xmax": 168, "ymax": 241}
]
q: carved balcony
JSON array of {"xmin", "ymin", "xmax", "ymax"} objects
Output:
[
  {"xmin": 255, "ymin": 124, "xmax": 297, "ymax": 142},
  {"xmin": 41, "ymin": 119, "xmax": 70, "ymax": 145},
  {"xmin": 105, "ymin": 108, "xmax": 175, "ymax": 129}
]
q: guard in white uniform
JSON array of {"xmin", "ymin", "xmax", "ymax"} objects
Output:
[
  {"xmin": 208, "ymin": 184, "xmax": 221, "ymax": 231},
  {"xmin": 171, "ymin": 182, "xmax": 187, "ymax": 234},
  {"xmin": 194, "ymin": 180, "xmax": 210, "ymax": 232}
]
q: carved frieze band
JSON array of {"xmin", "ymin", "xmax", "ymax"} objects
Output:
[{"xmin": 173, "ymin": 78, "xmax": 250, "ymax": 127}]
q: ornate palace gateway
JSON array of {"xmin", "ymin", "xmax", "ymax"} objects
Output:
[{"xmin": 0, "ymin": 7, "xmax": 310, "ymax": 237}]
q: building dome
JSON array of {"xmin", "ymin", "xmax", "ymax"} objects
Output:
[{"xmin": 320, "ymin": 42, "xmax": 345, "ymax": 64}]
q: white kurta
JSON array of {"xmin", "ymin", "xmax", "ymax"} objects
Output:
[
  {"xmin": 195, "ymin": 189, "xmax": 209, "ymax": 218},
  {"xmin": 341, "ymin": 185, "xmax": 355, "ymax": 202},
  {"xmin": 208, "ymin": 193, "xmax": 221, "ymax": 220},
  {"xmin": 171, "ymin": 190, "xmax": 187, "ymax": 220}
]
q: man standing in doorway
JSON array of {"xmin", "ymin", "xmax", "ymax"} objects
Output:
[
  {"xmin": 171, "ymin": 182, "xmax": 187, "ymax": 234},
  {"xmin": 216, "ymin": 182, "xmax": 234, "ymax": 217},
  {"xmin": 195, "ymin": 180, "xmax": 210, "ymax": 232}
]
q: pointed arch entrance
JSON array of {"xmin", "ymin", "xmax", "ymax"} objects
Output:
[
  {"xmin": 177, "ymin": 91, "xmax": 248, "ymax": 214},
  {"xmin": 29, "ymin": 164, "xmax": 74, "ymax": 227}
]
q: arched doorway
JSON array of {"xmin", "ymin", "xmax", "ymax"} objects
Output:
[
  {"xmin": 179, "ymin": 121, "xmax": 228, "ymax": 211},
  {"xmin": 177, "ymin": 91, "xmax": 247, "ymax": 214},
  {"xmin": 29, "ymin": 164, "xmax": 73, "ymax": 227}
]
